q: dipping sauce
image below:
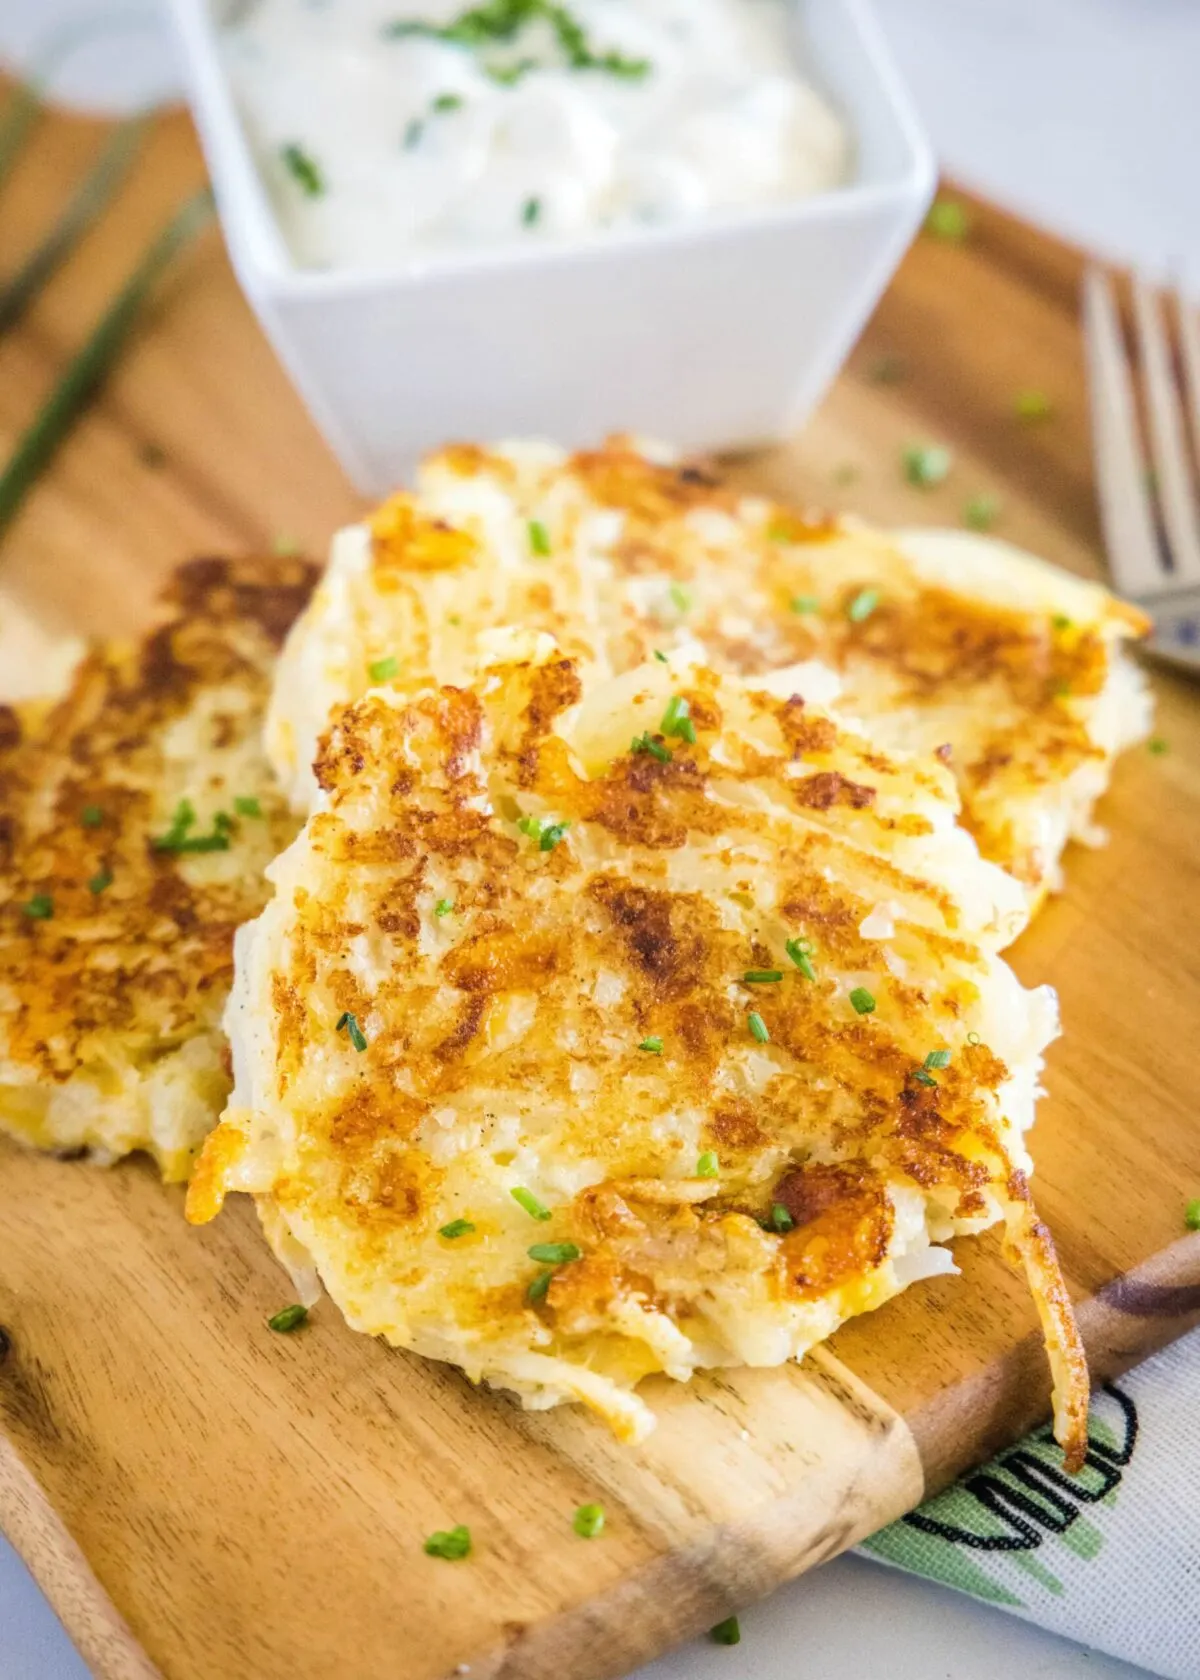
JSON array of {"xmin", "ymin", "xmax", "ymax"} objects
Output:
[{"xmin": 219, "ymin": 0, "xmax": 850, "ymax": 269}]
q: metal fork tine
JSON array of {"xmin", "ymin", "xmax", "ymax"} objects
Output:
[
  {"xmin": 1177, "ymin": 287, "xmax": 1200, "ymax": 476},
  {"xmin": 1132, "ymin": 272, "xmax": 1200, "ymax": 584},
  {"xmin": 1082, "ymin": 267, "xmax": 1165, "ymax": 598}
]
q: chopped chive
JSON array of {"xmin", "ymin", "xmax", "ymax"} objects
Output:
[
  {"xmin": 88, "ymin": 867, "xmax": 113, "ymax": 895},
  {"xmin": 152, "ymin": 798, "xmax": 232, "ymax": 854},
  {"xmin": 911, "ymin": 1067, "xmax": 938, "ymax": 1088},
  {"xmin": 522, "ymin": 195, "xmax": 542, "ymax": 226},
  {"xmin": 767, "ymin": 1202, "xmax": 794, "ymax": 1234},
  {"xmin": 403, "ymin": 117, "xmax": 424, "ymax": 149},
  {"xmin": 631, "ymin": 731, "xmax": 672, "ymax": 764},
  {"xmin": 0, "ymin": 188, "xmax": 214, "ymax": 543},
  {"xmin": 234, "ymin": 795, "xmax": 262, "ymax": 817},
  {"xmin": 435, "ymin": 898, "xmax": 454, "ymax": 917},
  {"xmin": 23, "ymin": 893, "xmax": 53, "ymax": 920},
  {"xmin": 653, "ymin": 649, "xmax": 668, "ymax": 662},
  {"xmin": 696, "ymin": 1151, "xmax": 719, "ymax": 1179},
  {"xmin": 767, "ymin": 518, "xmax": 794, "ymax": 544},
  {"xmin": 638, "ymin": 1036, "xmax": 664, "ymax": 1055},
  {"xmin": 668, "ymin": 582, "xmax": 693, "ymax": 613},
  {"xmin": 661, "ymin": 695, "xmax": 696, "ymax": 744},
  {"xmin": 868, "ymin": 354, "xmax": 906, "ymax": 385},
  {"xmin": 747, "ymin": 1011, "xmax": 769, "ymax": 1044},
  {"xmin": 528, "ymin": 518, "xmax": 551, "ymax": 555},
  {"xmin": 1051, "ymin": 614, "xmax": 1072, "ymax": 633},
  {"xmin": 963, "ymin": 493, "xmax": 1001, "ymax": 532},
  {"xmin": 527, "ymin": 1269, "xmax": 554, "ymax": 1302},
  {"xmin": 439, "ymin": 1219, "xmax": 475, "ymax": 1239},
  {"xmin": 368, "ymin": 654, "xmax": 399, "ymax": 682},
  {"xmin": 785, "ymin": 937, "xmax": 816, "ymax": 982},
  {"xmin": 335, "ymin": 1010, "xmax": 368, "ymax": 1052},
  {"xmin": 511, "ymin": 1186, "xmax": 552, "ymax": 1221},
  {"xmin": 267, "ymin": 1304, "xmax": 308, "ymax": 1333},
  {"xmin": 743, "ymin": 970, "xmax": 782, "ymax": 984},
  {"xmin": 432, "ymin": 92, "xmax": 464, "ymax": 112},
  {"xmin": 924, "ymin": 1049, "xmax": 951, "ymax": 1070},
  {"xmin": 1147, "ymin": 737, "xmax": 1168, "ymax": 755},
  {"xmin": 847, "ymin": 587, "xmax": 879, "ymax": 624},
  {"xmin": 902, "ymin": 443, "xmax": 952, "ymax": 488},
  {"xmin": 539, "ymin": 821, "xmax": 569, "ymax": 852},
  {"xmin": 849, "ymin": 987, "xmax": 876, "ymax": 1015},
  {"xmin": 280, "ymin": 142, "xmax": 323, "ymax": 196},
  {"xmin": 925, "ymin": 198, "xmax": 969, "ymax": 243},
  {"xmin": 573, "ymin": 1503, "xmax": 606, "ymax": 1539},
  {"xmin": 709, "ymin": 1616, "xmax": 741, "ymax": 1646},
  {"xmin": 1015, "ymin": 389, "xmax": 1052, "ymax": 421},
  {"xmin": 528, "ymin": 1242, "xmax": 581, "ymax": 1264},
  {"xmin": 790, "ymin": 594, "xmax": 820, "ymax": 614},
  {"xmin": 424, "ymin": 1525, "xmax": 471, "ymax": 1561},
  {"xmin": 1186, "ymin": 1200, "xmax": 1200, "ymax": 1231},
  {"xmin": 80, "ymin": 804, "xmax": 104, "ymax": 828},
  {"xmin": 966, "ymin": 1030, "xmax": 982, "ymax": 1046}
]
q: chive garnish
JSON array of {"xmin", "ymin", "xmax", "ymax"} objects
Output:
[
  {"xmin": 653, "ymin": 649, "xmax": 668, "ymax": 662},
  {"xmin": 743, "ymin": 969, "xmax": 782, "ymax": 984},
  {"xmin": 267, "ymin": 1304, "xmax": 308, "ymax": 1333},
  {"xmin": 1051, "ymin": 614, "xmax": 1072, "ymax": 632},
  {"xmin": 785, "ymin": 937, "xmax": 816, "ymax": 981},
  {"xmin": 439, "ymin": 1219, "xmax": 475, "ymax": 1239},
  {"xmin": 790, "ymin": 594, "xmax": 820, "ymax": 614},
  {"xmin": 1148, "ymin": 737, "xmax": 1168, "ymax": 755},
  {"xmin": 88, "ymin": 867, "xmax": 113, "ymax": 895},
  {"xmin": 233, "ymin": 795, "xmax": 262, "ymax": 817},
  {"xmin": 385, "ymin": 3, "xmax": 650, "ymax": 81},
  {"xmin": 0, "ymin": 188, "xmax": 214, "ymax": 542},
  {"xmin": 511, "ymin": 1186, "xmax": 552, "ymax": 1221},
  {"xmin": 403, "ymin": 118, "xmax": 424, "ymax": 148},
  {"xmin": 368, "ymin": 655, "xmax": 399, "ymax": 682},
  {"xmin": 528, "ymin": 518, "xmax": 551, "ymax": 554},
  {"xmin": 1186, "ymin": 1200, "xmax": 1200, "ymax": 1232},
  {"xmin": 1015, "ymin": 389, "xmax": 1052, "ymax": 421},
  {"xmin": 924, "ymin": 1049, "xmax": 951, "ymax": 1070},
  {"xmin": 849, "ymin": 987, "xmax": 876, "ymax": 1015},
  {"xmin": 925, "ymin": 198, "xmax": 969, "ymax": 242},
  {"xmin": 696, "ymin": 1151, "xmax": 719, "ymax": 1179},
  {"xmin": 573, "ymin": 1503, "xmax": 606, "ymax": 1538},
  {"xmin": 528, "ymin": 1242, "xmax": 580, "ymax": 1264},
  {"xmin": 522, "ymin": 195, "xmax": 542, "ymax": 226},
  {"xmin": 638, "ymin": 1036, "xmax": 664, "ymax": 1055},
  {"xmin": 668, "ymin": 582, "xmax": 693, "ymax": 613},
  {"xmin": 631, "ymin": 731, "xmax": 672, "ymax": 763},
  {"xmin": 152, "ymin": 799, "xmax": 232, "ymax": 854},
  {"xmin": 661, "ymin": 695, "xmax": 696, "ymax": 744},
  {"xmin": 767, "ymin": 1202, "xmax": 794, "ymax": 1234},
  {"xmin": 868, "ymin": 354, "xmax": 906, "ymax": 385},
  {"xmin": 747, "ymin": 1011, "xmax": 769, "ymax": 1044},
  {"xmin": 80, "ymin": 804, "xmax": 103, "ymax": 828},
  {"xmin": 911, "ymin": 1067, "xmax": 938, "ymax": 1088},
  {"xmin": 709, "ymin": 1616, "xmax": 741, "ymax": 1646},
  {"xmin": 336, "ymin": 1011, "xmax": 368, "ymax": 1052},
  {"xmin": 432, "ymin": 92, "xmax": 464, "ymax": 112},
  {"xmin": 424, "ymin": 1525, "xmax": 471, "ymax": 1561},
  {"xmin": 966, "ymin": 1030, "xmax": 982, "ymax": 1046},
  {"xmin": 280, "ymin": 142, "xmax": 324, "ymax": 197},
  {"xmin": 23, "ymin": 893, "xmax": 53, "ymax": 920},
  {"xmin": 963, "ymin": 493, "xmax": 1001, "ymax": 532},
  {"xmin": 517, "ymin": 814, "xmax": 570, "ymax": 851},
  {"xmin": 527, "ymin": 1270, "xmax": 554, "ymax": 1302},
  {"xmin": 901, "ymin": 443, "xmax": 952, "ymax": 488},
  {"xmin": 0, "ymin": 114, "xmax": 146, "ymax": 340},
  {"xmin": 435, "ymin": 898, "xmax": 454, "ymax": 917},
  {"xmin": 847, "ymin": 587, "xmax": 879, "ymax": 624}
]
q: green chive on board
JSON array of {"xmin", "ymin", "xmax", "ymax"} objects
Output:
[{"xmin": 2, "ymin": 99, "xmax": 1199, "ymax": 1680}]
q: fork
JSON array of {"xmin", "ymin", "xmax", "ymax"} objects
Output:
[{"xmin": 1083, "ymin": 266, "xmax": 1200, "ymax": 672}]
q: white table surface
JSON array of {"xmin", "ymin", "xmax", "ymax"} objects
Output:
[{"xmin": 1, "ymin": 2, "xmax": 1195, "ymax": 1676}]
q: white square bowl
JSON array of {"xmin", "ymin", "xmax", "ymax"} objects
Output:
[{"xmin": 168, "ymin": 0, "xmax": 935, "ymax": 495}]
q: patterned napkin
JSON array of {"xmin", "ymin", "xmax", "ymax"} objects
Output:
[{"xmin": 859, "ymin": 1330, "xmax": 1200, "ymax": 1680}]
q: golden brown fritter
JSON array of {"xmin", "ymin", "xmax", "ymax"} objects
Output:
[
  {"xmin": 266, "ymin": 438, "xmax": 1148, "ymax": 914},
  {"xmin": 193, "ymin": 652, "xmax": 1086, "ymax": 1466},
  {"xmin": 0, "ymin": 556, "xmax": 316, "ymax": 1180}
]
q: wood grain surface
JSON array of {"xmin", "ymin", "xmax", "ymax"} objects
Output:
[{"xmin": 1, "ymin": 98, "xmax": 1198, "ymax": 1680}]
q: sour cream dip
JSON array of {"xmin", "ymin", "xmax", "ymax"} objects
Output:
[{"xmin": 219, "ymin": 0, "xmax": 851, "ymax": 268}]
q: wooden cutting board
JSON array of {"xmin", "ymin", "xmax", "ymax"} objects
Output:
[{"xmin": 1, "ymin": 98, "xmax": 1198, "ymax": 1680}]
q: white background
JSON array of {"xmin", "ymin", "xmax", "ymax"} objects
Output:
[{"xmin": 2, "ymin": 1, "xmax": 1197, "ymax": 1675}]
